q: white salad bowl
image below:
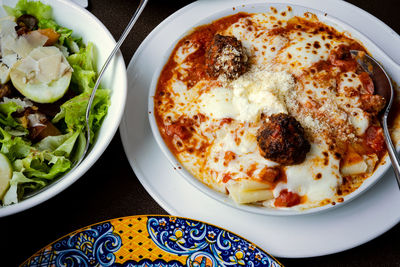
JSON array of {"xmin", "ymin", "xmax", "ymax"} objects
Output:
[
  {"xmin": 148, "ymin": 2, "xmax": 400, "ymax": 216},
  {"xmin": 0, "ymin": 0, "xmax": 127, "ymax": 217}
]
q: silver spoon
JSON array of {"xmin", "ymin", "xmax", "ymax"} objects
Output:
[
  {"xmin": 23, "ymin": 0, "xmax": 148, "ymax": 199},
  {"xmin": 351, "ymin": 50, "xmax": 400, "ymax": 188}
]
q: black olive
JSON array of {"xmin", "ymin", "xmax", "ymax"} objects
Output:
[{"xmin": 15, "ymin": 14, "xmax": 38, "ymax": 35}]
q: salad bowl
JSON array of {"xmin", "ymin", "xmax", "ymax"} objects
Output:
[{"xmin": 0, "ymin": 0, "xmax": 127, "ymax": 217}]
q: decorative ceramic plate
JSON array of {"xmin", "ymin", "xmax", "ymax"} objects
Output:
[
  {"xmin": 120, "ymin": 0, "xmax": 400, "ymax": 258},
  {"xmin": 22, "ymin": 215, "xmax": 281, "ymax": 266}
]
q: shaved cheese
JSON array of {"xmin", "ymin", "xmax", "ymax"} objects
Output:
[
  {"xmin": 30, "ymin": 46, "xmax": 61, "ymax": 58},
  {"xmin": 37, "ymin": 54, "xmax": 62, "ymax": 83},
  {"xmin": 25, "ymin": 31, "xmax": 48, "ymax": 49},
  {"xmin": 15, "ymin": 47, "xmax": 71, "ymax": 85},
  {"xmin": 16, "ymin": 56, "xmax": 39, "ymax": 81},
  {"xmin": 1, "ymin": 53, "xmax": 18, "ymax": 68},
  {"xmin": 27, "ymin": 113, "xmax": 46, "ymax": 127},
  {"xmin": 0, "ymin": 19, "xmax": 17, "ymax": 39},
  {"xmin": 14, "ymin": 37, "xmax": 34, "ymax": 58},
  {"xmin": 1, "ymin": 35, "xmax": 17, "ymax": 57}
]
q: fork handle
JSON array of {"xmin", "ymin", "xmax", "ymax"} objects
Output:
[
  {"xmin": 77, "ymin": 0, "xmax": 148, "ymax": 167},
  {"xmin": 382, "ymin": 115, "xmax": 400, "ymax": 188}
]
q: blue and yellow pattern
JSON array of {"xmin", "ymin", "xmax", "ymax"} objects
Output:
[{"xmin": 22, "ymin": 215, "xmax": 282, "ymax": 267}]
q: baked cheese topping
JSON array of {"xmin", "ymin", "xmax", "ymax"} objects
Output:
[
  {"xmin": 200, "ymin": 69, "xmax": 294, "ymax": 121},
  {"xmin": 154, "ymin": 8, "xmax": 389, "ymax": 210}
]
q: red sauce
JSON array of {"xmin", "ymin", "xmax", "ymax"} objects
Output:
[
  {"xmin": 246, "ymin": 164, "xmax": 258, "ymax": 177},
  {"xmin": 358, "ymin": 72, "xmax": 374, "ymax": 94},
  {"xmin": 222, "ymin": 173, "xmax": 232, "ymax": 183},
  {"xmin": 328, "ymin": 44, "xmax": 359, "ymax": 72},
  {"xmin": 274, "ymin": 189, "xmax": 301, "ymax": 207},
  {"xmin": 365, "ymin": 126, "xmax": 385, "ymax": 154},
  {"xmin": 165, "ymin": 122, "xmax": 193, "ymax": 140},
  {"xmin": 258, "ymin": 166, "xmax": 287, "ymax": 188},
  {"xmin": 220, "ymin": 118, "xmax": 234, "ymax": 126}
]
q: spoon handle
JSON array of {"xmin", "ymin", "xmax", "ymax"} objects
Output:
[{"xmin": 382, "ymin": 115, "xmax": 400, "ymax": 188}]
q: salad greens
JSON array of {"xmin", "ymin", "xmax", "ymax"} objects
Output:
[{"xmin": 0, "ymin": 0, "xmax": 110, "ymax": 205}]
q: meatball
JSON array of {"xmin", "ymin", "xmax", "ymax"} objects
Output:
[
  {"xmin": 206, "ymin": 34, "xmax": 248, "ymax": 79},
  {"xmin": 257, "ymin": 113, "xmax": 310, "ymax": 165}
]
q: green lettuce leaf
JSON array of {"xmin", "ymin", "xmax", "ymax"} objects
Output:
[
  {"xmin": 35, "ymin": 130, "xmax": 80, "ymax": 157},
  {"xmin": 52, "ymin": 89, "xmax": 110, "ymax": 143},
  {"xmin": 71, "ymin": 131, "xmax": 86, "ymax": 163},
  {"xmin": 69, "ymin": 65, "xmax": 96, "ymax": 93},
  {"xmin": 2, "ymin": 171, "xmax": 46, "ymax": 205},
  {"xmin": 68, "ymin": 42, "xmax": 96, "ymax": 92},
  {"xmin": 0, "ymin": 127, "xmax": 31, "ymax": 162},
  {"xmin": 0, "ymin": 101, "xmax": 22, "ymax": 127},
  {"xmin": 3, "ymin": 0, "xmax": 52, "ymax": 20},
  {"xmin": 13, "ymin": 151, "xmax": 71, "ymax": 180},
  {"xmin": 68, "ymin": 42, "xmax": 95, "ymax": 72},
  {"xmin": 55, "ymin": 42, "xmax": 110, "ymax": 143},
  {"xmin": 0, "ymin": 124, "xmax": 73, "ymax": 205}
]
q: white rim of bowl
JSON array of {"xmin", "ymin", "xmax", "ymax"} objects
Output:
[
  {"xmin": 148, "ymin": 2, "xmax": 394, "ymax": 216},
  {"xmin": 0, "ymin": 0, "xmax": 127, "ymax": 217}
]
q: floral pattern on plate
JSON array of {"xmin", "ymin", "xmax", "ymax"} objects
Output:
[{"xmin": 22, "ymin": 215, "xmax": 282, "ymax": 266}]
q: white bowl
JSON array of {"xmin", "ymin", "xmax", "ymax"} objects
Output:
[
  {"xmin": 148, "ymin": 2, "xmax": 395, "ymax": 216},
  {"xmin": 0, "ymin": 0, "xmax": 127, "ymax": 217}
]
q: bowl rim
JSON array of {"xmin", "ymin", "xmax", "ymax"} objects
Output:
[
  {"xmin": 0, "ymin": 0, "xmax": 127, "ymax": 217},
  {"xmin": 148, "ymin": 2, "xmax": 394, "ymax": 216}
]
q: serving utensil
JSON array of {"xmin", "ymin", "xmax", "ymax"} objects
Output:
[
  {"xmin": 351, "ymin": 50, "xmax": 400, "ymax": 188},
  {"xmin": 74, "ymin": 0, "xmax": 148, "ymax": 167}
]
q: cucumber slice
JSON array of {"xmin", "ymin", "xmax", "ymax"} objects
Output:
[
  {"xmin": 10, "ymin": 60, "xmax": 72, "ymax": 104},
  {"xmin": 0, "ymin": 153, "xmax": 13, "ymax": 200}
]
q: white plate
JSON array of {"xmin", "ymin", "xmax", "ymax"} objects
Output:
[{"xmin": 120, "ymin": 0, "xmax": 400, "ymax": 258}]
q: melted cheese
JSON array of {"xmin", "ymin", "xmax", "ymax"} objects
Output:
[
  {"xmin": 270, "ymin": 143, "xmax": 341, "ymax": 205},
  {"xmin": 200, "ymin": 69, "xmax": 295, "ymax": 121}
]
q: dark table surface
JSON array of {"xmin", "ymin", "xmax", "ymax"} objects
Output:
[{"xmin": 2, "ymin": 0, "xmax": 400, "ymax": 266}]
